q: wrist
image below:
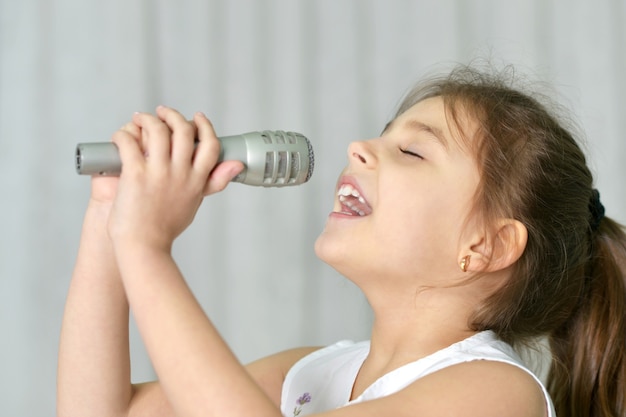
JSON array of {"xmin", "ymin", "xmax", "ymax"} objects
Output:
[
  {"xmin": 79, "ymin": 200, "xmax": 114, "ymax": 239},
  {"xmin": 111, "ymin": 235, "xmax": 173, "ymax": 261},
  {"xmin": 112, "ymin": 239, "xmax": 176, "ymax": 285},
  {"xmin": 86, "ymin": 199, "xmax": 114, "ymax": 218}
]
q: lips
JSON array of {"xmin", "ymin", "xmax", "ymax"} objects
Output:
[{"xmin": 336, "ymin": 183, "xmax": 373, "ymax": 216}]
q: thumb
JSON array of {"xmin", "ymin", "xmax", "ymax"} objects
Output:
[{"xmin": 203, "ymin": 160, "xmax": 245, "ymax": 196}]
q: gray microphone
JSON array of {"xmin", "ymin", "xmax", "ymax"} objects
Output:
[{"xmin": 75, "ymin": 130, "xmax": 314, "ymax": 187}]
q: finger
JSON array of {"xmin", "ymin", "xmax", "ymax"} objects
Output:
[
  {"xmin": 203, "ymin": 160, "xmax": 245, "ymax": 196},
  {"xmin": 119, "ymin": 121, "xmax": 141, "ymax": 139},
  {"xmin": 119, "ymin": 121, "xmax": 143, "ymax": 152},
  {"xmin": 126, "ymin": 115, "xmax": 149, "ymax": 153},
  {"xmin": 155, "ymin": 106, "xmax": 196, "ymax": 168},
  {"xmin": 132, "ymin": 111, "xmax": 172, "ymax": 168},
  {"xmin": 111, "ymin": 128, "xmax": 145, "ymax": 176},
  {"xmin": 192, "ymin": 111, "xmax": 221, "ymax": 179}
]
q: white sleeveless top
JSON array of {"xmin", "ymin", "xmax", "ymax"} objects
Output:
[{"xmin": 280, "ymin": 331, "xmax": 555, "ymax": 416}]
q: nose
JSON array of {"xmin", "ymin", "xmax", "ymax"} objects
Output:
[{"xmin": 347, "ymin": 140, "xmax": 377, "ymax": 168}]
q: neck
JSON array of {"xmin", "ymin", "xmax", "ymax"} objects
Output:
[
  {"xmin": 359, "ymin": 274, "xmax": 494, "ymax": 370},
  {"xmin": 348, "ymin": 283, "xmax": 483, "ymax": 400},
  {"xmin": 370, "ymin": 288, "xmax": 477, "ymax": 358}
]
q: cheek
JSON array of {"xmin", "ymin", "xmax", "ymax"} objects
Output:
[{"xmin": 379, "ymin": 191, "xmax": 466, "ymax": 255}]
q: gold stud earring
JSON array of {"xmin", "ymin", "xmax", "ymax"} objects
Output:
[{"xmin": 460, "ymin": 255, "xmax": 471, "ymax": 272}]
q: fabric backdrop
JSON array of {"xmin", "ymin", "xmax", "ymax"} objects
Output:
[{"xmin": 1, "ymin": 1, "xmax": 624, "ymax": 415}]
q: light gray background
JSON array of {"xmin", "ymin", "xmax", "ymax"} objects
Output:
[{"xmin": 1, "ymin": 1, "xmax": 625, "ymax": 416}]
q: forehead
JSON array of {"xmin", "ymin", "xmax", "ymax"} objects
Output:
[
  {"xmin": 388, "ymin": 96, "xmax": 477, "ymax": 151},
  {"xmin": 391, "ymin": 96, "xmax": 446, "ymax": 126},
  {"xmin": 386, "ymin": 97, "xmax": 451, "ymax": 147}
]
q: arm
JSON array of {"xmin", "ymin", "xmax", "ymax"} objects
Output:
[
  {"xmin": 58, "ymin": 119, "xmax": 188, "ymax": 417},
  {"xmin": 57, "ymin": 120, "xmax": 160, "ymax": 417},
  {"xmin": 57, "ymin": 109, "xmax": 305, "ymax": 417},
  {"xmin": 124, "ymin": 347, "xmax": 321, "ymax": 416},
  {"xmin": 117, "ymin": 245, "xmax": 280, "ymax": 417},
  {"xmin": 57, "ymin": 187, "xmax": 132, "ymax": 417},
  {"xmin": 107, "ymin": 107, "xmax": 282, "ymax": 417},
  {"xmin": 246, "ymin": 347, "xmax": 322, "ymax": 406}
]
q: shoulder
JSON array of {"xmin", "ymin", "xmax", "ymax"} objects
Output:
[
  {"xmin": 381, "ymin": 360, "xmax": 548, "ymax": 417},
  {"xmin": 245, "ymin": 346, "xmax": 322, "ymax": 406},
  {"xmin": 338, "ymin": 361, "xmax": 548, "ymax": 417},
  {"xmin": 344, "ymin": 330, "xmax": 552, "ymax": 417},
  {"xmin": 391, "ymin": 332, "xmax": 551, "ymax": 417}
]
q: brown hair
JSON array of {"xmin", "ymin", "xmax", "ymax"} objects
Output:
[{"xmin": 395, "ymin": 65, "xmax": 626, "ymax": 417}]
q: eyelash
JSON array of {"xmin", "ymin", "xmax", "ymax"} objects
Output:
[{"xmin": 400, "ymin": 148, "xmax": 423, "ymax": 159}]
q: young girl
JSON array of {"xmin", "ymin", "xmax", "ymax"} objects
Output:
[{"xmin": 58, "ymin": 65, "xmax": 626, "ymax": 417}]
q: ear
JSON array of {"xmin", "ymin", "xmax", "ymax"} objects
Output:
[{"xmin": 462, "ymin": 219, "xmax": 528, "ymax": 273}]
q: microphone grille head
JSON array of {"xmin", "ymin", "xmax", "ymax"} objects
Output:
[
  {"xmin": 260, "ymin": 130, "xmax": 314, "ymax": 185},
  {"xmin": 304, "ymin": 134, "xmax": 315, "ymax": 183}
]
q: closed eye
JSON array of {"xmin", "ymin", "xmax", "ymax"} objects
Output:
[{"xmin": 400, "ymin": 148, "xmax": 423, "ymax": 159}]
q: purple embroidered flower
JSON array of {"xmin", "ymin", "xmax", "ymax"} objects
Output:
[
  {"xmin": 297, "ymin": 392, "xmax": 312, "ymax": 405},
  {"xmin": 293, "ymin": 392, "xmax": 312, "ymax": 416}
]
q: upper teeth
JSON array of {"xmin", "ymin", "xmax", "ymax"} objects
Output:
[{"xmin": 337, "ymin": 184, "xmax": 366, "ymax": 204}]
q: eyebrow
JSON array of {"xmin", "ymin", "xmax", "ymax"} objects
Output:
[{"xmin": 383, "ymin": 119, "xmax": 449, "ymax": 150}]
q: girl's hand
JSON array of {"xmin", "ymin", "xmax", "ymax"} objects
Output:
[{"xmin": 107, "ymin": 106, "xmax": 244, "ymax": 252}]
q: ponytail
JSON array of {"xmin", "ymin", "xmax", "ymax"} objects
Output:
[{"xmin": 548, "ymin": 217, "xmax": 626, "ymax": 417}]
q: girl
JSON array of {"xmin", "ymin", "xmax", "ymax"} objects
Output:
[{"xmin": 58, "ymin": 65, "xmax": 626, "ymax": 417}]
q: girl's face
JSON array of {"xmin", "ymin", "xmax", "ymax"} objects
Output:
[{"xmin": 315, "ymin": 97, "xmax": 482, "ymax": 292}]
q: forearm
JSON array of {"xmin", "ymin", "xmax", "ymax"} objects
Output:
[
  {"xmin": 57, "ymin": 202, "xmax": 132, "ymax": 417},
  {"xmin": 116, "ymin": 244, "xmax": 280, "ymax": 417}
]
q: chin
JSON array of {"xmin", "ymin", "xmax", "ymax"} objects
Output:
[
  {"xmin": 314, "ymin": 231, "xmax": 348, "ymax": 268},
  {"xmin": 314, "ymin": 233, "xmax": 364, "ymax": 282},
  {"xmin": 313, "ymin": 231, "xmax": 332, "ymax": 262}
]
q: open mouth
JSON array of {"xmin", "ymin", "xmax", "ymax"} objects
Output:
[{"xmin": 336, "ymin": 183, "xmax": 373, "ymax": 216}]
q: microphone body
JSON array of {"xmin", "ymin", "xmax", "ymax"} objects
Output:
[{"xmin": 75, "ymin": 130, "xmax": 314, "ymax": 187}]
